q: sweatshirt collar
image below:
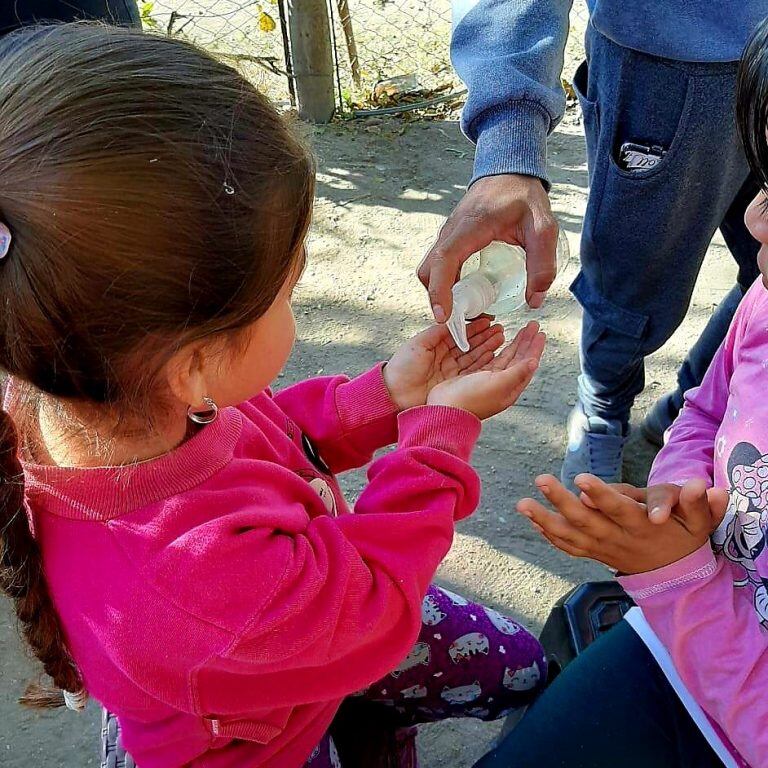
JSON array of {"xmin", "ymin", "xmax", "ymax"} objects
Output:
[{"xmin": 22, "ymin": 406, "xmax": 242, "ymax": 521}]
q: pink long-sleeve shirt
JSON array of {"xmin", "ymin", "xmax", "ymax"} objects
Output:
[
  {"xmin": 619, "ymin": 278, "xmax": 768, "ymax": 768},
  {"xmin": 17, "ymin": 366, "xmax": 481, "ymax": 767}
]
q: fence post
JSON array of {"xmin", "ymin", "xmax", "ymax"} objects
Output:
[{"xmin": 285, "ymin": 0, "xmax": 335, "ymax": 123}]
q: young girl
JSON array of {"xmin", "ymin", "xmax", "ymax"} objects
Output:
[
  {"xmin": 0, "ymin": 24, "xmax": 548, "ymax": 768},
  {"xmin": 475, "ymin": 19, "xmax": 768, "ymax": 768}
]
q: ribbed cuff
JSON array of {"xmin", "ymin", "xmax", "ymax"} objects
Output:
[
  {"xmin": 470, "ymin": 101, "xmax": 551, "ymax": 189},
  {"xmin": 337, "ymin": 364, "xmax": 399, "ymax": 434},
  {"xmin": 619, "ymin": 543, "xmax": 718, "ymax": 602},
  {"xmin": 397, "ymin": 406, "xmax": 481, "ymax": 461}
]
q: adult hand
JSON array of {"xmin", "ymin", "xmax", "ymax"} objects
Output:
[
  {"xmin": 518, "ymin": 474, "xmax": 729, "ymax": 575},
  {"xmin": 417, "ymin": 174, "xmax": 559, "ymax": 323},
  {"xmin": 383, "ymin": 317, "xmax": 505, "ymax": 411},
  {"xmin": 426, "ymin": 321, "xmax": 545, "ymax": 420}
]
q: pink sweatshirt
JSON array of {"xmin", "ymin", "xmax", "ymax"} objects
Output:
[
  {"xmin": 618, "ymin": 279, "xmax": 768, "ymax": 768},
  {"xmin": 18, "ymin": 366, "xmax": 481, "ymax": 767}
]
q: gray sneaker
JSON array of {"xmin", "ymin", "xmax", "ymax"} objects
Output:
[
  {"xmin": 641, "ymin": 391, "xmax": 681, "ymax": 448},
  {"xmin": 560, "ymin": 403, "xmax": 628, "ymax": 493}
]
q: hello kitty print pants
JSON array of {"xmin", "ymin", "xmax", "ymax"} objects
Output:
[{"xmin": 304, "ymin": 584, "xmax": 547, "ymax": 767}]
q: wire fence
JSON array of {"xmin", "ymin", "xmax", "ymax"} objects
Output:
[
  {"xmin": 139, "ymin": 1, "xmax": 292, "ymax": 106},
  {"xmin": 331, "ymin": 0, "xmax": 589, "ymax": 116},
  {"xmin": 567, "ymin": 0, "xmax": 589, "ymax": 78},
  {"xmin": 327, "ymin": 0, "xmax": 460, "ymax": 114},
  {"xmin": 139, "ymin": 0, "xmax": 590, "ymax": 117}
]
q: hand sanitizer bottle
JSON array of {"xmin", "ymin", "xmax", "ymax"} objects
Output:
[{"xmin": 447, "ymin": 229, "xmax": 570, "ymax": 352}]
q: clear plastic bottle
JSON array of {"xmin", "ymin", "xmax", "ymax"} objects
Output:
[{"xmin": 447, "ymin": 229, "xmax": 570, "ymax": 352}]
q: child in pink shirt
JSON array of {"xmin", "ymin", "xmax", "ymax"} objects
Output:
[
  {"xmin": 0, "ymin": 24, "xmax": 548, "ymax": 768},
  {"xmin": 476, "ymin": 19, "xmax": 768, "ymax": 768}
]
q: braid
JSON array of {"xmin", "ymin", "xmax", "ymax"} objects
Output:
[
  {"xmin": 0, "ymin": 23, "xmax": 315, "ymax": 712},
  {"xmin": 0, "ymin": 409, "xmax": 83, "ymax": 707}
]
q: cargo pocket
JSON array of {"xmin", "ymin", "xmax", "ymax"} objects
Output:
[
  {"xmin": 605, "ymin": 54, "xmax": 698, "ymax": 182},
  {"xmin": 571, "ymin": 272, "xmax": 649, "ymax": 381}
]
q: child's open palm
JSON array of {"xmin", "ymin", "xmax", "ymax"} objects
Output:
[
  {"xmin": 384, "ymin": 318, "xmax": 545, "ymax": 420},
  {"xmin": 518, "ymin": 474, "xmax": 729, "ymax": 574}
]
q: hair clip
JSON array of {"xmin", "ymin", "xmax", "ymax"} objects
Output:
[{"xmin": 0, "ymin": 222, "xmax": 11, "ymax": 259}]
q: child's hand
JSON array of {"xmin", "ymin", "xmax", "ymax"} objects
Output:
[
  {"xmin": 645, "ymin": 483, "xmax": 685, "ymax": 524},
  {"xmin": 579, "ymin": 481, "xmax": 684, "ymax": 524},
  {"xmin": 383, "ymin": 317, "xmax": 507, "ymax": 411},
  {"xmin": 426, "ymin": 321, "xmax": 545, "ymax": 419},
  {"xmin": 582, "ymin": 481, "xmax": 705, "ymax": 526},
  {"xmin": 518, "ymin": 474, "xmax": 728, "ymax": 575}
]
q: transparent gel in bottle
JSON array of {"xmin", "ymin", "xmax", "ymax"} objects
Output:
[{"xmin": 447, "ymin": 229, "xmax": 570, "ymax": 352}]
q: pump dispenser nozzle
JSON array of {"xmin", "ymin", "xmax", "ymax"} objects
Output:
[{"xmin": 447, "ymin": 272, "xmax": 498, "ymax": 352}]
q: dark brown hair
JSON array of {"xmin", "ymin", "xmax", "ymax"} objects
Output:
[
  {"xmin": 738, "ymin": 16, "xmax": 768, "ymax": 194},
  {"xmin": 0, "ymin": 23, "xmax": 314, "ymax": 707}
]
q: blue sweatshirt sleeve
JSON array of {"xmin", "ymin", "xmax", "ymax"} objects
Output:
[{"xmin": 451, "ymin": 0, "xmax": 572, "ymax": 187}]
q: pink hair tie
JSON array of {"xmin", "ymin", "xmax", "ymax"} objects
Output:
[{"xmin": 0, "ymin": 222, "xmax": 10, "ymax": 259}]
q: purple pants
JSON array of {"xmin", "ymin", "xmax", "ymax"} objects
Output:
[{"xmin": 304, "ymin": 584, "xmax": 547, "ymax": 767}]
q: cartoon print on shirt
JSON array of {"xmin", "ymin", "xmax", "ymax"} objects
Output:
[
  {"xmin": 308, "ymin": 477, "xmax": 336, "ymax": 515},
  {"xmin": 302, "ymin": 432, "xmax": 331, "ymax": 474},
  {"xmin": 716, "ymin": 442, "xmax": 768, "ymax": 623},
  {"xmin": 295, "ymin": 470, "xmax": 338, "ymax": 517},
  {"xmin": 755, "ymin": 583, "xmax": 768, "ymax": 624},
  {"xmin": 289, "ymin": 420, "xmax": 338, "ymax": 515}
]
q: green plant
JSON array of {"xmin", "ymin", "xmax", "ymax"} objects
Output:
[{"xmin": 140, "ymin": 1, "xmax": 158, "ymax": 29}]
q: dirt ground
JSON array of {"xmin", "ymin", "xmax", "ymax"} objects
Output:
[{"xmin": 0, "ymin": 13, "xmax": 740, "ymax": 766}]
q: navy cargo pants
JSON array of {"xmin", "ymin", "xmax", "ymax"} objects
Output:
[{"xmin": 573, "ymin": 24, "xmax": 760, "ymax": 428}]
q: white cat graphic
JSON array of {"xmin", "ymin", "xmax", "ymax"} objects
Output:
[
  {"xmin": 401, "ymin": 684, "xmax": 428, "ymax": 699},
  {"xmin": 329, "ymin": 738, "xmax": 341, "ymax": 768},
  {"xmin": 484, "ymin": 607, "xmax": 521, "ymax": 636},
  {"xmin": 503, "ymin": 661, "xmax": 541, "ymax": 691},
  {"xmin": 391, "ymin": 641, "xmax": 431, "ymax": 677},
  {"xmin": 448, "ymin": 632, "xmax": 490, "ymax": 663},
  {"xmin": 438, "ymin": 587, "xmax": 468, "ymax": 606},
  {"xmin": 441, "ymin": 681, "xmax": 482, "ymax": 704},
  {"xmin": 422, "ymin": 594, "xmax": 447, "ymax": 626}
]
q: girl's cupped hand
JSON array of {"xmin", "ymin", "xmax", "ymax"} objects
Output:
[{"xmin": 384, "ymin": 319, "xmax": 545, "ymax": 420}]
